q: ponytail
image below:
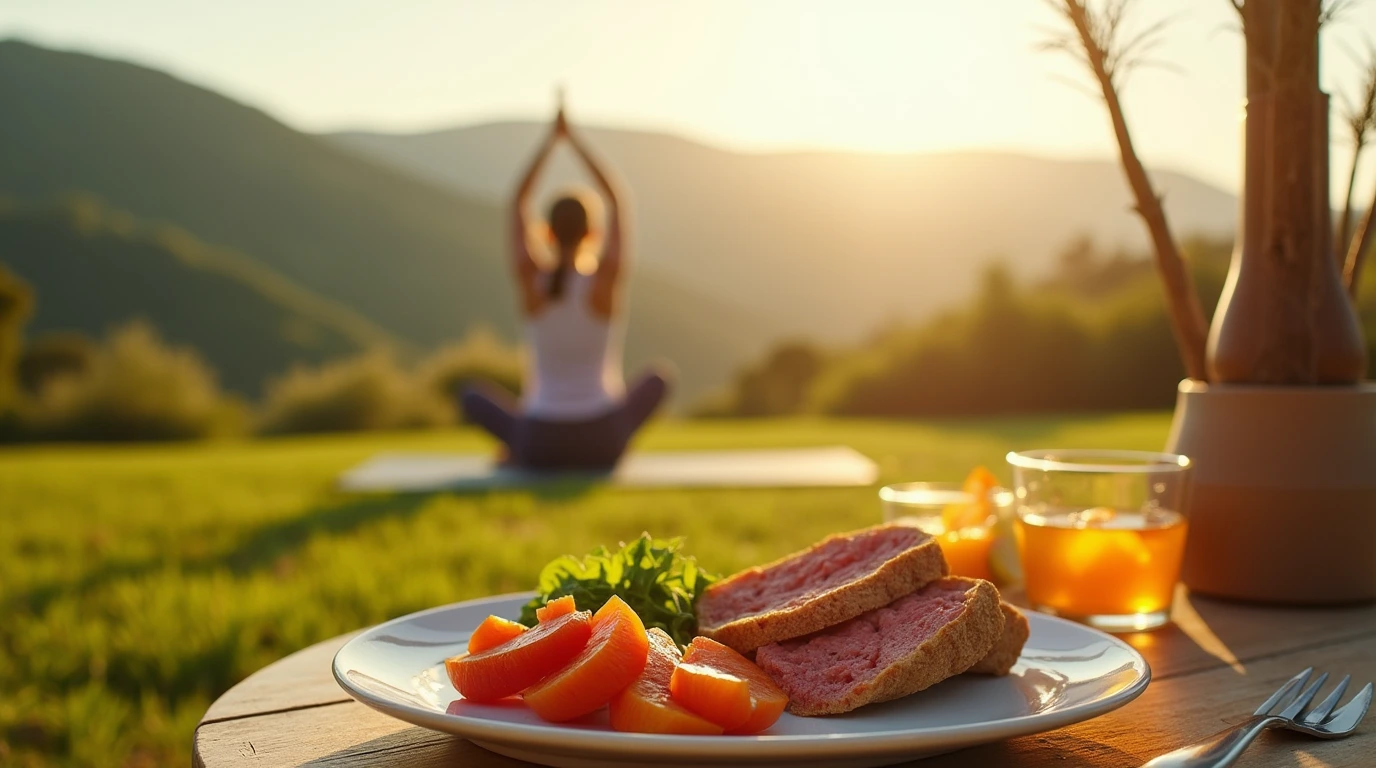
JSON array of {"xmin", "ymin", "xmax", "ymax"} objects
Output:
[
  {"xmin": 546, "ymin": 195, "xmax": 590, "ymax": 301},
  {"xmin": 547, "ymin": 260, "xmax": 570, "ymax": 299}
]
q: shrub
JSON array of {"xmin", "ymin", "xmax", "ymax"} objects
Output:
[
  {"xmin": 18, "ymin": 322, "xmax": 240, "ymax": 441},
  {"xmin": 696, "ymin": 341, "xmax": 825, "ymax": 417},
  {"xmin": 255, "ymin": 327, "xmax": 525, "ymax": 435},
  {"xmin": 415, "ymin": 327, "xmax": 524, "ymax": 420},
  {"xmin": 814, "ymin": 267, "xmax": 1101, "ymax": 416},
  {"xmin": 17, "ymin": 331, "xmax": 95, "ymax": 395},
  {"xmin": 0, "ymin": 263, "xmax": 33, "ymax": 411},
  {"xmin": 256, "ymin": 351, "xmax": 451, "ymax": 435},
  {"xmin": 712, "ymin": 236, "xmax": 1244, "ymax": 418}
]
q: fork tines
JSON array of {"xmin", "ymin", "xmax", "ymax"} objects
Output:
[{"xmin": 1257, "ymin": 667, "xmax": 1374, "ymax": 737}]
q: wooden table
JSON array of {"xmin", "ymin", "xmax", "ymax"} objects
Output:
[{"xmin": 194, "ymin": 589, "xmax": 1376, "ymax": 767}]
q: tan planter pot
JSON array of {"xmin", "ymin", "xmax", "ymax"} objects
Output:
[{"xmin": 1165, "ymin": 380, "xmax": 1376, "ymax": 603}]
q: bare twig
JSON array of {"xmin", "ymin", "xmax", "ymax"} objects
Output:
[
  {"xmin": 1320, "ymin": 0, "xmax": 1361, "ymax": 26},
  {"xmin": 1043, "ymin": 0, "xmax": 1210, "ymax": 380},
  {"xmin": 1346, "ymin": 46, "xmax": 1376, "ymax": 294},
  {"xmin": 1347, "ymin": 186, "xmax": 1376, "ymax": 295},
  {"xmin": 1337, "ymin": 44, "xmax": 1376, "ymax": 260},
  {"xmin": 1116, "ymin": 17, "xmax": 1174, "ymax": 69},
  {"xmin": 1046, "ymin": 72, "xmax": 1104, "ymax": 99}
]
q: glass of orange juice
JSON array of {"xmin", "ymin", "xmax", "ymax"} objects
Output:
[
  {"xmin": 879, "ymin": 480, "xmax": 1014, "ymax": 583},
  {"xmin": 1007, "ymin": 449, "xmax": 1192, "ymax": 632}
]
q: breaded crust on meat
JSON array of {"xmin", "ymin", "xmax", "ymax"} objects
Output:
[
  {"xmin": 757, "ymin": 577, "xmax": 1004, "ymax": 716},
  {"xmin": 697, "ymin": 524, "xmax": 948, "ymax": 654},
  {"xmin": 966, "ymin": 602, "xmax": 1029, "ymax": 676}
]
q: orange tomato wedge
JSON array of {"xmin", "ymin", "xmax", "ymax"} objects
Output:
[
  {"xmin": 669, "ymin": 662, "xmax": 752, "ymax": 730},
  {"xmin": 535, "ymin": 595, "xmax": 576, "ymax": 623},
  {"xmin": 522, "ymin": 596, "xmax": 651, "ymax": 722},
  {"xmin": 943, "ymin": 465, "xmax": 999, "ymax": 532},
  {"xmin": 467, "ymin": 615, "xmax": 527, "ymax": 654},
  {"xmin": 609, "ymin": 629, "xmax": 724, "ymax": 735},
  {"xmin": 445, "ymin": 610, "xmax": 591, "ymax": 702},
  {"xmin": 678, "ymin": 636, "xmax": 789, "ymax": 734}
]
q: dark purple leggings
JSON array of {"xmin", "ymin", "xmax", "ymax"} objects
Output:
[{"xmin": 460, "ymin": 370, "xmax": 669, "ymax": 470}]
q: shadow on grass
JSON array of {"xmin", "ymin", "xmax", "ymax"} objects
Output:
[
  {"xmin": 218, "ymin": 493, "xmax": 433, "ymax": 574},
  {"xmin": 10, "ymin": 479, "xmax": 601, "ymax": 616},
  {"xmin": 216, "ymin": 478, "xmax": 593, "ymax": 575}
]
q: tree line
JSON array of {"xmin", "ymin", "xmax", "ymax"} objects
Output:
[
  {"xmin": 6, "ymin": 233, "xmax": 1376, "ymax": 439},
  {"xmin": 700, "ymin": 235, "xmax": 1376, "ymax": 418},
  {"xmin": 0, "ymin": 265, "xmax": 521, "ymax": 441}
]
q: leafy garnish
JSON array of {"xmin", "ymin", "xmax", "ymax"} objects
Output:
[{"xmin": 519, "ymin": 534, "xmax": 717, "ymax": 647}]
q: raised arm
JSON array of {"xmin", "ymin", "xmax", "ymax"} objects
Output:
[
  {"xmin": 511, "ymin": 116, "xmax": 562, "ymax": 290},
  {"xmin": 566, "ymin": 128, "xmax": 627, "ymax": 283}
]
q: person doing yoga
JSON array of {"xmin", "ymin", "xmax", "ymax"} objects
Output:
[{"xmin": 461, "ymin": 105, "xmax": 669, "ymax": 470}]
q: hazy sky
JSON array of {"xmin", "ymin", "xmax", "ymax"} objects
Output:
[{"xmin": 4, "ymin": 0, "xmax": 1376, "ymax": 200}]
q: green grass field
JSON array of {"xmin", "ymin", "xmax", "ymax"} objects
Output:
[{"xmin": 0, "ymin": 414, "xmax": 1173, "ymax": 767}]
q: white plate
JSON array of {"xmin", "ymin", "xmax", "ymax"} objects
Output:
[{"xmin": 333, "ymin": 593, "xmax": 1150, "ymax": 768}]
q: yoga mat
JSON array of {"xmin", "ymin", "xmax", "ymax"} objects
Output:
[{"xmin": 337, "ymin": 446, "xmax": 878, "ymax": 492}]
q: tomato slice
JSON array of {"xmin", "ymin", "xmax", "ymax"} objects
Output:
[
  {"xmin": 609, "ymin": 629, "xmax": 724, "ymax": 735},
  {"xmin": 677, "ymin": 636, "xmax": 789, "ymax": 733},
  {"xmin": 467, "ymin": 615, "xmax": 527, "ymax": 654},
  {"xmin": 669, "ymin": 662, "xmax": 752, "ymax": 730},
  {"xmin": 445, "ymin": 610, "xmax": 591, "ymax": 702},
  {"xmin": 535, "ymin": 595, "xmax": 577, "ymax": 623},
  {"xmin": 522, "ymin": 596, "xmax": 651, "ymax": 722}
]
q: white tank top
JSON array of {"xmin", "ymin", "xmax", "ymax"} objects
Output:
[{"xmin": 524, "ymin": 270, "xmax": 625, "ymax": 420}]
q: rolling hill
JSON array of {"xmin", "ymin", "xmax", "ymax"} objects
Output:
[
  {"xmin": 0, "ymin": 40, "xmax": 502, "ymax": 345},
  {"xmin": 331, "ymin": 123, "xmax": 1238, "ymax": 342},
  {"xmin": 0, "ymin": 40, "xmax": 778, "ymax": 400},
  {"xmin": 0, "ymin": 198, "xmax": 396, "ymax": 394}
]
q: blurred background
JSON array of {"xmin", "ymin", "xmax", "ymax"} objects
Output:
[{"xmin": 2, "ymin": 1, "xmax": 1376, "ymax": 765}]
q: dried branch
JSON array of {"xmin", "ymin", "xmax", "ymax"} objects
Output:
[
  {"xmin": 1046, "ymin": 72, "xmax": 1104, "ymax": 99},
  {"xmin": 1117, "ymin": 17, "xmax": 1173, "ymax": 65},
  {"xmin": 1345, "ymin": 44, "xmax": 1376, "ymax": 295},
  {"xmin": 1338, "ymin": 45, "xmax": 1376, "ymax": 257},
  {"xmin": 1347, "ymin": 186, "xmax": 1376, "ymax": 295},
  {"xmin": 1042, "ymin": 0, "xmax": 1210, "ymax": 380},
  {"xmin": 1320, "ymin": 0, "xmax": 1362, "ymax": 26}
]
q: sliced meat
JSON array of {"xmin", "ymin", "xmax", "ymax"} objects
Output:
[
  {"xmin": 698, "ymin": 523, "xmax": 947, "ymax": 654},
  {"xmin": 755, "ymin": 577, "xmax": 1003, "ymax": 715},
  {"xmin": 967, "ymin": 602, "xmax": 1029, "ymax": 676}
]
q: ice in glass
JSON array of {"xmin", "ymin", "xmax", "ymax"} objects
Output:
[{"xmin": 1008, "ymin": 450, "xmax": 1192, "ymax": 632}]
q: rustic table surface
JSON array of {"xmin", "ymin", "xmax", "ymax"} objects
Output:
[{"xmin": 194, "ymin": 588, "xmax": 1376, "ymax": 767}]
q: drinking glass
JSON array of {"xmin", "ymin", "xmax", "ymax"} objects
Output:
[
  {"xmin": 1006, "ymin": 449, "xmax": 1192, "ymax": 632},
  {"xmin": 879, "ymin": 482, "xmax": 1014, "ymax": 583}
]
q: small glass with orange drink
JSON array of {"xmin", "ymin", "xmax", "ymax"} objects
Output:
[
  {"xmin": 1007, "ymin": 449, "xmax": 1192, "ymax": 632},
  {"xmin": 879, "ymin": 468, "xmax": 1016, "ymax": 584}
]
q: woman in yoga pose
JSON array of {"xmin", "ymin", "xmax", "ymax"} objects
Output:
[{"xmin": 461, "ymin": 106, "xmax": 668, "ymax": 470}]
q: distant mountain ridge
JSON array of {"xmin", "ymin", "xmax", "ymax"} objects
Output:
[
  {"xmin": 0, "ymin": 39, "xmax": 778, "ymax": 399},
  {"xmin": 330, "ymin": 122, "xmax": 1238, "ymax": 342},
  {"xmin": 0, "ymin": 38, "xmax": 506, "ymax": 346},
  {"xmin": 0, "ymin": 198, "xmax": 385, "ymax": 393}
]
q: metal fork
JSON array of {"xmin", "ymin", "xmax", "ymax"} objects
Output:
[{"xmin": 1141, "ymin": 667, "xmax": 1373, "ymax": 768}]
